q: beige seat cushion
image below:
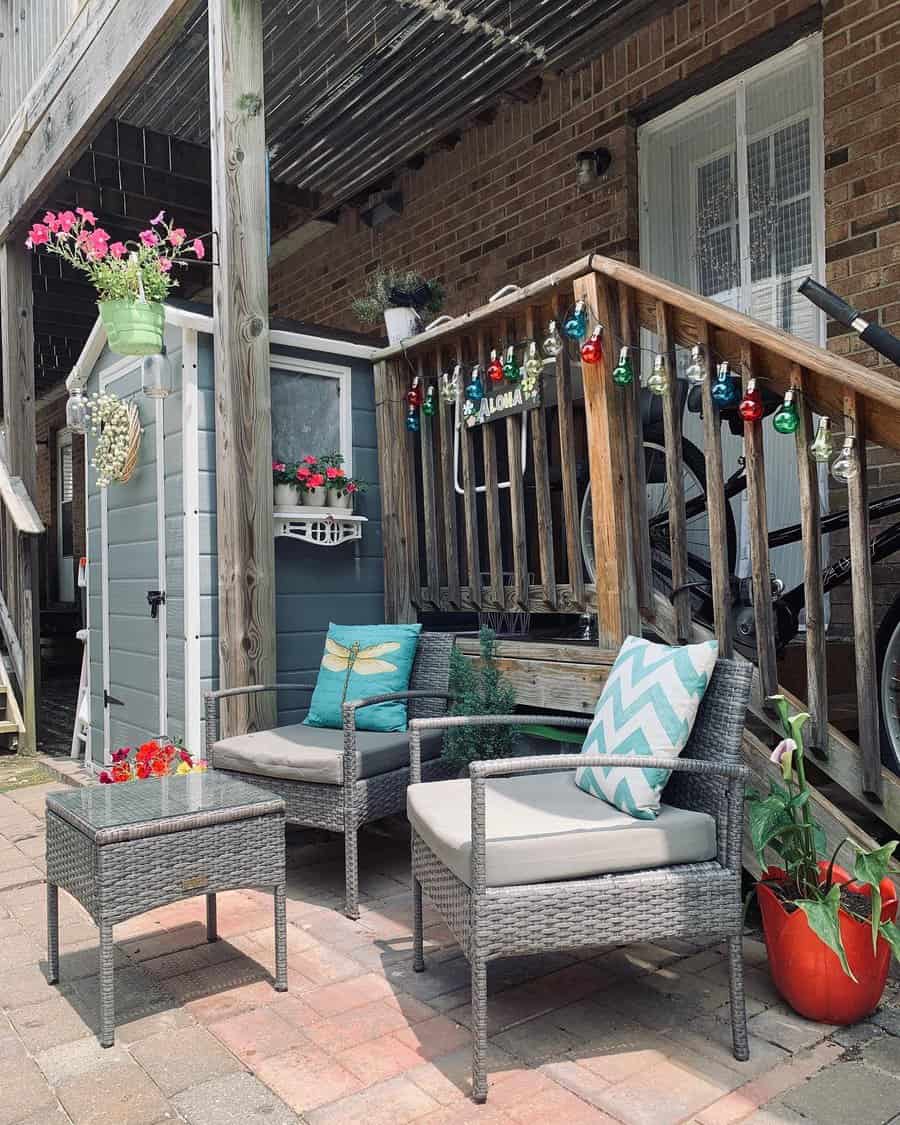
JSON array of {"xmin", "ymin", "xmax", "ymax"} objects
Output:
[
  {"xmin": 407, "ymin": 770, "xmax": 717, "ymax": 888},
  {"xmin": 212, "ymin": 724, "xmax": 444, "ymax": 785}
]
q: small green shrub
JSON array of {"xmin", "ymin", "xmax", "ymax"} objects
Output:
[{"xmin": 443, "ymin": 628, "xmax": 517, "ymax": 772}]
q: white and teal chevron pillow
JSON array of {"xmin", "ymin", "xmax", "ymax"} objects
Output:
[{"xmin": 574, "ymin": 636, "xmax": 718, "ymax": 820}]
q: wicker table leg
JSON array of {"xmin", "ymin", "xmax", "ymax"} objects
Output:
[
  {"xmin": 471, "ymin": 957, "xmax": 488, "ymax": 1103},
  {"xmin": 274, "ymin": 885, "xmax": 288, "ymax": 992},
  {"xmin": 99, "ymin": 921, "xmax": 115, "ymax": 1048},
  {"xmin": 728, "ymin": 934, "xmax": 750, "ymax": 1062},
  {"xmin": 46, "ymin": 883, "xmax": 59, "ymax": 985},
  {"xmin": 206, "ymin": 893, "xmax": 218, "ymax": 942},
  {"xmin": 413, "ymin": 878, "xmax": 425, "ymax": 972}
]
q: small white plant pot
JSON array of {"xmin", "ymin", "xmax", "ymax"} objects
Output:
[
  {"xmin": 302, "ymin": 486, "xmax": 327, "ymax": 507},
  {"xmin": 274, "ymin": 483, "xmax": 301, "ymax": 507},
  {"xmin": 327, "ymin": 489, "xmax": 352, "ymax": 510},
  {"xmin": 384, "ymin": 307, "xmax": 420, "ymax": 345}
]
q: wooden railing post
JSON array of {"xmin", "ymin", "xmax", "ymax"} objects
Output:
[
  {"xmin": 505, "ymin": 318, "xmax": 529, "ymax": 612},
  {"xmin": 478, "ymin": 329, "xmax": 504, "ymax": 609},
  {"xmin": 17, "ymin": 533, "xmax": 36, "ymax": 755},
  {"xmin": 792, "ymin": 365, "xmax": 828, "ymax": 757},
  {"xmin": 574, "ymin": 272, "xmax": 639, "ymax": 646},
  {"xmin": 374, "ymin": 361, "xmax": 416, "ymax": 624},
  {"xmin": 525, "ymin": 305, "xmax": 557, "ymax": 609},
  {"xmin": 845, "ymin": 392, "xmax": 883, "ymax": 802},
  {"xmin": 417, "ymin": 355, "xmax": 440, "ymax": 608},
  {"xmin": 618, "ymin": 282, "xmax": 652, "ymax": 615},
  {"xmin": 456, "ymin": 340, "xmax": 482, "ymax": 609},
  {"xmin": 556, "ymin": 293, "xmax": 585, "ymax": 613},
  {"xmin": 436, "ymin": 346, "xmax": 461, "ymax": 609}
]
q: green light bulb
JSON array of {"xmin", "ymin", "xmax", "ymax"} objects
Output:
[
  {"xmin": 611, "ymin": 346, "xmax": 634, "ymax": 386},
  {"xmin": 772, "ymin": 389, "xmax": 799, "ymax": 435}
]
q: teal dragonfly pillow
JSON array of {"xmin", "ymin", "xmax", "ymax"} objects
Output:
[
  {"xmin": 304, "ymin": 623, "xmax": 422, "ymax": 732},
  {"xmin": 574, "ymin": 635, "xmax": 718, "ymax": 819}
]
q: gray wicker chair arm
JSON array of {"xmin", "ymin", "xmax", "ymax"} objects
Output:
[
  {"xmin": 204, "ymin": 683, "xmax": 316, "ymax": 753},
  {"xmin": 341, "ymin": 693, "xmax": 457, "ymax": 781}
]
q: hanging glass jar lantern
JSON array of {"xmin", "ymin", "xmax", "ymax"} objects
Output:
[
  {"xmin": 685, "ymin": 344, "xmax": 707, "ymax": 385},
  {"xmin": 647, "ymin": 354, "xmax": 668, "ymax": 396},
  {"xmin": 831, "ymin": 435, "xmax": 858, "ymax": 483},
  {"xmin": 503, "ymin": 345, "xmax": 521, "ymax": 383},
  {"xmin": 738, "ymin": 378, "xmax": 764, "ymax": 423},
  {"xmin": 580, "ymin": 325, "xmax": 603, "ymax": 365},
  {"xmin": 141, "ymin": 348, "xmax": 172, "ymax": 399},
  {"xmin": 772, "ymin": 389, "xmax": 800, "ymax": 435},
  {"xmin": 611, "ymin": 346, "xmax": 634, "ymax": 386},
  {"xmin": 486, "ymin": 349, "xmax": 504, "ymax": 383},
  {"xmin": 563, "ymin": 300, "xmax": 588, "ymax": 340},
  {"xmin": 541, "ymin": 320, "xmax": 564, "ymax": 358},
  {"xmin": 65, "ymin": 387, "xmax": 89, "ymax": 434},
  {"xmin": 710, "ymin": 362, "xmax": 740, "ymax": 407},
  {"xmin": 809, "ymin": 416, "xmax": 834, "ymax": 463}
]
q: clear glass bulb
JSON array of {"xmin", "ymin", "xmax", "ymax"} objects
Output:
[
  {"xmin": 685, "ymin": 344, "xmax": 707, "ymax": 385},
  {"xmin": 141, "ymin": 350, "xmax": 172, "ymax": 398},
  {"xmin": 541, "ymin": 320, "xmax": 563, "ymax": 358},
  {"xmin": 66, "ymin": 389, "xmax": 89, "ymax": 434},
  {"xmin": 831, "ymin": 436, "xmax": 858, "ymax": 483},
  {"xmin": 809, "ymin": 416, "xmax": 834, "ymax": 463},
  {"xmin": 647, "ymin": 354, "xmax": 668, "ymax": 396},
  {"xmin": 524, "ymin": 341, "xmax": 543, "ymax": 379}
]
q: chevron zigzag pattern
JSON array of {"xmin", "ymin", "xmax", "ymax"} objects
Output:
[{"xmin": 574, "ymin": 635, "xmax": 718, "ymax": 819}]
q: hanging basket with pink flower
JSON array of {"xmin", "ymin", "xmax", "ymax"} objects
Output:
[{"xmin": 26, "ymin": 209, "xmax": 207, "ymax": 357}]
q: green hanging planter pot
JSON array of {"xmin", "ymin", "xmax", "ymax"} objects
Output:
[{"xmin": 98, "ymin": 300, "xmax": 165, "ymax": 357}]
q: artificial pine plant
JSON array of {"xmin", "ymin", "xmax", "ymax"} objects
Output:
[{"xmin": 443, "ymin": 628, "xmax": 517, "ymax": 772}]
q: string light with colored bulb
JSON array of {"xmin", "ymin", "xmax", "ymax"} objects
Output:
[
  {"xmin": 685, "ymin": 344, "xmax": 707, "ymax": 385},
  {"xmin": 738, "ymin": 378, "xmax": 764, "ymax": 423},
  {"xmin": 503, "ymin": 345, "xmax": 521, "ymax": 383},
  {"xmin": 465, "ymin": 364, "xmax": 485, "ymax": 403},
  {"xmin": 831, "ymin": 435, "xmax": 858, "ymax": 483},
  {"xmin": 541, "ymin": 320, "xmax": 564, "ymax": 358},
  {"xmin": 422, "ymin": 386, "xmax": 436, "ymax": 417},
  {"xmin": 580, "ymin": 325, "xmax": 603, "ymax": 365},
  {"xmin": 563, "ymin": 300, "xmax": 588, "ymax": 340},
  {"xmin": 808, "ymin": 417, "xmax": 834, "ymax": 462},
  {"xmin": 772, "ymin": 389, "xmax": 800, "ymax": 435},
  {"xmin": 486, "ymin": 349, "xmax": 504, "ymax": 383},
  {"xmin": 611, "ymin": 346, "xmax": 634, "ymax": 386},
  {"xmin": 647, "ymin": 354, "xmax": 669, "ymax": 396},
  {"xmin": 710, "ymin": 362, "xmax": 741, "ymax": 407}
]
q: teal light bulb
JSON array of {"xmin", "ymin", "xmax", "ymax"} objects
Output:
[
  {"xmin": 563, "ymin": 301, "xmax": 588, "ymax": 340},
  {"xmin": 611, "ymin": 346, "xmax": 634, "ymax": 386},
  {"xmin": 406, "ymin": 406, "xmax": 419, "ymax": 433},
  {"xmin": 465, "ymin": 365, "xmax": 485, "ymax": 402},
  {"xmin": 710, "ymin": 362, "xmax": 740, "ymax": 407}
]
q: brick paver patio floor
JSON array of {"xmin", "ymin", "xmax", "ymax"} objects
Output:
[{"xmin": 1, "ymin": 777, "xmax": 899, "ymax": 1125}]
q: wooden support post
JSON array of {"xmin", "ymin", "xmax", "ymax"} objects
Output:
[
  {"xmin": 656, "ymin": 300, "xmax": 691, "ymax": 642},
  {"xmin": 208, "ymin": 0, "xmax": 276, "ymax": 735},
  {"xmin": 0, "ymin": 237, "xmax": 39, "ymax": 753},
  {"xmin": 845, "ymin": 392, "xmax": 883, "ymax": 802},
  {"xmin": 374, "ymin": 361, "xmax": 416, "ymax": 624},
  {"xmin": 699, "ymin": 320, "xmax": 734, "ymax": 657},
  {"xmin": 575, "ymin": 272, "xmax": 639, "ymax": 646},
  {"xmin": 618, "ymin": 282, "xmax": 652, "ymax": 616},
  {"xmin": 791, "ymin": 365, "xmax": 828, "ymax": 758},
  {"xmin": 740, "ymin": 342, "xmax": 778, "ymax": 702},
  {"xmin": 526, "ymin": 306, "xmax": 557, "ymax": 608},
  {"xmin": 556, "ymin": 294, "xmax": 585, "ymax": 612}
]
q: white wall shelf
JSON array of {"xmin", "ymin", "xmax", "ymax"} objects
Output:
[{"xmin": 273, "ymin": 508, "xmax": 366, "ymax": 547}]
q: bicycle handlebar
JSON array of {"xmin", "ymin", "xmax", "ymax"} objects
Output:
[{"xmin": 799, "ymin": 277, "xmax": 900, "ymax": 368}]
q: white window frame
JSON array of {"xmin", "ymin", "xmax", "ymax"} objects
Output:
[
  {"xmin": 269, "ymin": 353, "xmax": 353, "ymax": 476},
  {"xmin": 56, "ymin": 428, "xmax": 75, "ymax": 604}
]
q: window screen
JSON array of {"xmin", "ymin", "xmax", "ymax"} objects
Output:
[{"xmin": 270, "ymin": 367, "xmax": 342, "ymax": 465}]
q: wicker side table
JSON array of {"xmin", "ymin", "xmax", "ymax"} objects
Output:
[{"xmin": 46, "ymin": 772, "xmax": 288, "ymax": 1047}]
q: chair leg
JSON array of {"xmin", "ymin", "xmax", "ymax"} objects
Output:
[
  {"xmin": 728, "ymin": 934, "xmax": 750, "ymax": 1062},
  {"xmin": 99, "ymin": 921, "xmax": 116, "ymax": 1048},
  {"xmin": 344, "ymin": 826, "xmax": 360, "ymax": 920},
  {"xmin": 413, "ymin": 877, "xmax": 424, "ymax": 972},
  {"xmin": 206, "ymin": 893, "xmax": 218, "ymax": 942},
  {"xmin": 273, "ymin": 885, "xmax": 288, "ymax": 992},
  {"xmin": 471, "ymin": 957, "xmax": 488, "ymax": 1103},
  {"xmin": 46, "ymin": 882, "xmax": 59, "ymax": 985}
]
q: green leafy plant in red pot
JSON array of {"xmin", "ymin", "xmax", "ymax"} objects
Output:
[{"xmin": 748, "ymin": 695, "xmax": 900, "ymax": 1025}]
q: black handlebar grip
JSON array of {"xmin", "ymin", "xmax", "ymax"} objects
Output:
[
  {"xmin": 798, "ymin": 276, "xmax": 857, "ymax": 328},
  {"xmin": 860, "ymin": 323, "xmax": 900, "ymax": 368}
]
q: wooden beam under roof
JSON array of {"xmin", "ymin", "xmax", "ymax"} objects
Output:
[{"xmin": 0, "ymin": 0, "xmax": 196, "ymax": 241}]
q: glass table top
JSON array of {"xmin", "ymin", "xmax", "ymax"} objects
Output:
[{"xmin": 47, "ymin": 772, "xmax": 281, "ymax": 832}]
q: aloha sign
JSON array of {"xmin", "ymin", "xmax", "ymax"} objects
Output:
[{"xmin": 462, "ymin": 379, "xmax": 542, "ymax": 429}]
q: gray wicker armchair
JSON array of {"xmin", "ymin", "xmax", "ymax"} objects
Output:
[
  {"xmin": 205, "ymin": 632, "xmax": 456, "ymax": 918},
  {"xmin": 407, "ymin": 658, "xmax": 753, "ymax": 1103}
]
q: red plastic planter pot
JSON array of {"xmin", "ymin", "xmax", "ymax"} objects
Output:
[{"xmin": 758, "ymin": 862, "xmax": 897, "ymax": 1025}]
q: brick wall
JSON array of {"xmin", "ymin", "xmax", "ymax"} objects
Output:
[
  {"xmin": 270, "ymin": 0, "xmax": 821, "ymax": 328},
  {"xmin": 823, "ymin": 0, "xmax": 900, "ymax": 636},
  {"xmin": 35, "ymin": 395, "xmax": 85, "ymax": 606}
]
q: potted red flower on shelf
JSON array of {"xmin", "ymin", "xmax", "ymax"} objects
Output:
[
  {"xmin": 296, "ymin": 455, "xmax": 327, "ymax": 506},
  {"xmin": 273, "ymin": 460, "xmax": 300, "ymax": 508},
  {"xmin": 748, "ymin": 695, "xmax": 900, "ymax": 1024},
  {"xmin": 99, "ymin": 740, "xmax": 207, "ymax": 783},
  {"xmin": 318, "ymin": 451, "xmax": 367, "ymax": 510},
  {"xmin": 26, "ymin": 209, "xmax": 206, "ymax": 356}
]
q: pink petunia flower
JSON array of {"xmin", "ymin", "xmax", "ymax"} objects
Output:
[
  {"xmin": 307, "ymin": 473, "xmax": 325, "ymax": 488},
  {"xmin": 192, "ymin": 238, "xmax": 205, "ymax": 259},
  {"xmin": 76, "ymin": 207, "xmax": 97, "ymax": 226},
  {"xmin": 325, "ymin": 467, "xmax": 344, "ymax": 480},
  {"xmin": 57, "ymin": 211, "xmax": 77, "ymax": 233},
  {"xmin": 27, "ymin": 223, "xmax": 50, "ymax": 246},
  {"xmin": 296, "ymin": 466, "xmax": 311, "ymax": 479},
  {"xmin": 272, "ymin": 461, "xmax": 285, "ymax": 472},
  {"xmin": 346, "ymin": 482, "xmax": 358, "ymax": 493},
  {"xmin": 109, "ymin": 241, "xmax": 127, "ymax": 260},
  {"xmin": 302, "ymin": 455, "xmax": 317, "ymax": 465},
  {"xmin": 139, "ymin": 229, "xmax": 159, "ymax": 248},
  {"xmin": 87, "ymin": 229, "xmax": 110, "ymax": 258},
  {"xmin": 169, "ymin": 227, "xmax": 186, "ymax": 247},
  {"xmin": 158, "ymin": 257, "xmax": 172, "ymax": 273},
  {"xmin": 43, "ymin": 211, "xmax": 59, "ymax": 232},
  {"xmin": 150, "ymin": 210, "xmax": 166, "ymax": 226}
]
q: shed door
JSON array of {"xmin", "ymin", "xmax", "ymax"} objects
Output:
[
  {"xmin": 101, "ymin": 362, "xmax": 167, "ymax": 758},
  {"xmin": 639, "ymin": 39, "xmax": 824, "ymax": 596}
]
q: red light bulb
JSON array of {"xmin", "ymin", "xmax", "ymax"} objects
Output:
[
  {"xmin": 406, "ymin": 376, "xmax": 424, "ymax": 408},
  {"xmin": 486, "ymin": 349, "xmax": 504, "ymax": 383},
  {"xmin": 580, "ymin": 326, "xmax": 603, "ymax": 366},
  {"xmin": 738, "ymin": 379, "xmax": 764, "ymax": 423}
]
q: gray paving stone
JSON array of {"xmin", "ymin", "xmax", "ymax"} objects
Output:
[
  {"xmin": 777, "ymin": 1059, "xmax": 900, "ymax": 1125},
  {"xmin": 871, "ymin": 1006, "xmax": 900, "ymax": 1036},
  {"xmin": 56, "ymin": 1055, "xmax": 174, "ymax": 1125},
  {"xmin": 173, "ymin": 1072, "xmax": 301, "ymax": 1125},
  {"xmin": 0, "ymin": 1057, "xmax": 57, "ymax": 1125},
  {"xmin": 7, "ymin": 994, "xmax": 94, "ymax": 1052},
  {"xmin": 831, "ymin": 1022, "xmax": 885, "ymax": 1048},
  {"xmin": 748, "ymin": 1006, "xmax": 836, "ymax": 1052},
  {"xmin": 36, "ymin": 1037, "xmax": 131, "ymax": 1085},
  {"xmin": 131, "ymin": 1025, "xmax": 243, "ymax": 1095},
  {"xmin": 860, "ymin": 1033, "xmax": 900, "ymax": 1078}
]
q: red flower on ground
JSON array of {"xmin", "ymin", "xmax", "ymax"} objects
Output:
[
  {"xmin": 111, "ymin": 747, "xmax": 130, "ymax": 763},
  {"xmin": 136, "ymin": 763, "xmax": 151, "ymax": 780},
  {"xmin": 178, "ymin": 749, "xmax": 192, "ymax": 764},
  {"xmin": 99, "ymin": 771, "xmax": 112, "ymax": 784},
  {"xmin": 111, "ymin": 762, "xmax": 131, "ymax": 783},
  {"xmin": 150, "ymin": 757, "xmax": 169, "ymax": 777}
]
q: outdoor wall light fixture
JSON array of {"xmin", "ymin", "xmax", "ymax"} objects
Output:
[
  {"xmin": 141, "ymin": 347, "xmax": 173, "ymax": 399},
  {"xmin": 575, "ymin": 147, "xmax": 612, "ymax": 189},
  {"xmin": 66, "ymin": 387, "xmax": 89, "ymax": 434},
  {"xmin": 360, "ymin": 191, "xmax": 404, "ymax": 228}
]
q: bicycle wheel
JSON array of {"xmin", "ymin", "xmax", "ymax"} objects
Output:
[
  {"xmin": 875, "ymin": 595, "xmax": 900, "ymax": 774},
  {"xmin": 580, "ymin": 437, "xmax": 738, "ymax": 608}
]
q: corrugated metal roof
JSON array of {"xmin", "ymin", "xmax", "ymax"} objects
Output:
[{"xmin": 117, "ymin": 0, "xmax": 664, "ymax": 204}]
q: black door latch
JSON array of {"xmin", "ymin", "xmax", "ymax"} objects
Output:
[
  {"xmin": 104, "ymin": 690, "xmax": 124, "ymax": 708},
  {"xmin": 147, "ymin": 590, "xmax": 166, "ymax": 619}
]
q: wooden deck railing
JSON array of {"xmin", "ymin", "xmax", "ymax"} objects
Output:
[
  {"xmin": 0, "ymin": 0, "xmax": 72, "ymax": 146},
  {"xmin": 0, "ymin": 450, "xmax": 44, "ymax": 754},
  {"xmin": 373, "ymin": 254, "xmax": 900, "ymax": 860}
]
